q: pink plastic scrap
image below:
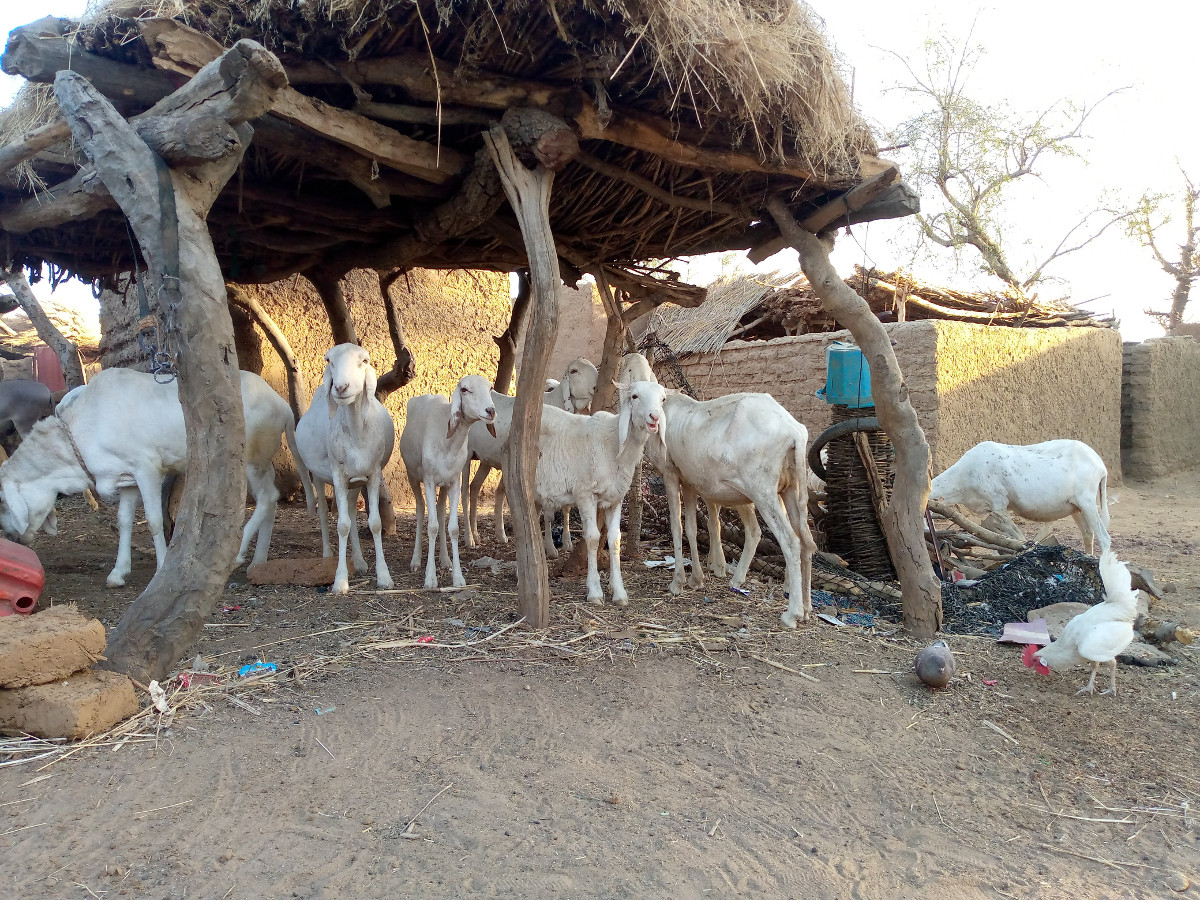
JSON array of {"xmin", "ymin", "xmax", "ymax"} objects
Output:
[{"xmin": 997, "ymin": 618, "xmax": 1051, "ymax": 646}]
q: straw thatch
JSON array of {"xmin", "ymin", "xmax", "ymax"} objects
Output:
[
  {"xmin": 648, "ymin": 267, "xmax": 1114, "ymax": 355},
  {"xmin": 646, "ymin": 269, "xmax": 800, "ymax": 354},
  {"xmin": 0, "ymin": 0, "xmax": 909, "ymax": 287}
]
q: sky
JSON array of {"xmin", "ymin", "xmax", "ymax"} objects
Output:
[{"xmin": 2, "ymin": 1, "xmax": 1197, "ymax": 340}]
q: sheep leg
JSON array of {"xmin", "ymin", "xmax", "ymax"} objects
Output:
[
  {"xmin": 107, "ymin": 486, "xmax": 139, "ymax": 588},
  {"xmin": 1071, "ymin": 503, "xmax": 1109, "ymax": 556},
  {"xmin": 461, "ymin": 460, "xmax": 476, "ymax": 549},
  {"xmin": 409, "ymin": 475, "xmax": 424, "ymax": 572},
  {"xmin": 1100, "ymin": 658, "xmax": 1118, "ymax": 696},
  {"xmin": 436, "ymin": 486, "xmax": 452, "ymax": 569},
  {"xmin": 493, "ymin": 473, "xmax": 508, "ymax": 544},
  {"xmin": 580, "ymin": 499, "xmax": 603, "ymax": 603},
  {"xmin": 330, "ymin": 472, "xmax": 354, "ymax": 594},
  {"xmin": 313, "ymin": 479, "xmax": 332, "ymax": 558},
  {"xmin": 470, "ymin": 461, "xmax": 494, "ymax": 545},
  {"xmin": 756, "ymin": 492, "xmax": 808, "ymax": 628},
  {"xmin": 135, "ymin": 471, "xmax": 169, "ymax": 571},
  {"xmin": 682, "ymin": 487, "xmax": 705, "ymax": 590},
  {"xmin": 445, "ymin": 478, "xmax": 467, "ymax": 588},
  {"xmin": 783, "ymin": 472, "xmax": 818, "ymax": 627},
  {"xmin": 560, "ymin": 506, "xmax": 574, "ymax": 553},
  {"xmin": 348, "ymin": 485, "xmax": 368, "ymax": 575},
  {"xmin": 366, "ymin": 470, "xmax": 393, "ymax": 589},
  {"xmin": 729, "ymin": 504, "xmax": 761, "ymax": 589},
  {"xmin": 1075, "ymin": 661, "xmax": 1100, "ymax": 696},
  {"xmin": 239, "ymin": 462, "xmax": 279, "ymax": 567},
  {"xmin": 604, "ymin": 502, "xmax": 628, "ymax": 606},
  {"xmin": 662, "ymin": 470, "xmax": 688, "ymax": 595},
  {"xmin": 706, "ymin": 501, "xmax": 729, "ymax": 578},
  {"xmin": 423, "ymin": 480, "xmax": 441, "ymax": 589},
  {"xmin": 542, "ymin": 506, "xmax": 559, "ymax": 560}
]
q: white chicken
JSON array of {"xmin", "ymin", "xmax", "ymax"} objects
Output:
[{"xmin": 1023, "ymin": 550, "xmax": 1138, "ymax": 697}]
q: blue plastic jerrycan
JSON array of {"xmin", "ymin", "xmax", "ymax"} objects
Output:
[{"xmin": 815, "ymin": 341, "xmax": 873, "ymax": 408}]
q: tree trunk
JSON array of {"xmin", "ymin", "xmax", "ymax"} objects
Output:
[
  {"xmin": 307, "ymin": 267, "xmax": 358, "ymax": 345},
  {"xmin": 1167, "ymin": 240, "xmax": 1194, "ymax": 334},
  {"xmin": 0, "ymin": 269, "xmax": 85, "ymax": 389},
  {"xmin": 54, "ymin": 41, "xmax": 286, "ymax": 683},
  {"xmin": 768, "ymin": 198, "xmax": 943, "ymax": 637},
  {"xmin": 482, "ymin": 127, "xmax": 562, "ymax": 629},
  {"xmin": 226, "ymin": 282, "xmax": 309, "ymax": 418},
  {"xmin": 374, "ymin": 269, "xmax": 418, "ymax": 401},
  {"xmin": 493, "ymin": 270, "xmax": 531, "ymax": 394}
]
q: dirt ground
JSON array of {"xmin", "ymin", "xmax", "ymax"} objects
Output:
[{"xmin": 2, "ymin": 471, "xmax": 1198, "ymax": 900}]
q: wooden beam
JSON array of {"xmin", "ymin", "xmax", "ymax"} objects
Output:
[
  {"xmin": 0, "ymin": 118, "xmax": 71, "ymax": 179},
  {"xmin": 748, "ymin": 166, "xmax": 901, "ymax": 263},
  {"xmin": 574, "ymin": 152, "xmax": 749, "ymax": 218},
  {"xmin": 354, "ymin": 99, "xmax": 493, "ymax": 128},
  {"xmin": 226, "ymin": 282, "xmax": 308, "ymax": 421}
]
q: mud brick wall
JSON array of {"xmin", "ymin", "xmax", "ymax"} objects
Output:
[
  {"xmin": 1122, "ymin": 337, "xmax": 1200, "ymax": 476},
  {"xmin": 100, "ymin": 268, "xmax": 511, "ymax": 507},
  {"xmin": 671, "ymin": 321, "xmax": 1122, "ymax": 476}
]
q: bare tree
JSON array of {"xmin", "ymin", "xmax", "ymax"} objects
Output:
[
  {"xmin": 1128, "ymin": 167, "xmax": 1198, "ymax": 334},
  {"xmin": 888, "ymin": 31, "xmax": 1126, "ymax": 294}
]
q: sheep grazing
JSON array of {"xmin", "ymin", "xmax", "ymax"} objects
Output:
[
  {"xmin": 929, "ymin": 439, "xmax": 1111, "ymax": 555},
  {"xmin": 651, "ymin": 389, "xmax": 818, "ymax": 628},
  {"xmin": 461, "ymin": 357, "xmax": 599, "ymax": 551},
  {"xmin": 296, "ymin": 343, "xmax": 395, "ymax": 594},
  {"xmin": 0, "ymin": 368, "xmax": 313, "ymax": 587},
  {"xmin": 400, "ymin": 375, "xmax": 497, "ymax": 589},
  {"xmin": 537, "ymin": 379, "xmax": 667, "ymax": 605}
]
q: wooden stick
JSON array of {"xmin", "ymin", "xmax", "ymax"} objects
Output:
[{"xmin": 749, "ymin": 654, "xmax": 820, "ymax": 682}]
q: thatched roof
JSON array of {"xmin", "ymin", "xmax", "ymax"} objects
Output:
[
  {"xmin": 648, "ymin": 268, "xmax": 1115, "ymax": 354},
  {"xmin": 0, "ymin": 292, "xmax": 101, "ymax": 361},
  {"xmin": 0, "ymin": 0, "xmax": 915, "ymax": 288}
]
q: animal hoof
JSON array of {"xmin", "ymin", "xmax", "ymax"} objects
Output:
[
  {"xmin": 612, "ymin": 595, "xmax": 629, "ymax": 607},
  {"xmin": 587, "ymin": 595, "xmax": 604, "ymax": 605},
  {"xmin": 668, "ymin": 579, "xmax": 684, "ymax": 596},
  {"xmin": 780, "ymin": 611, "xmax": 798, "ymax": 629},
  {"xmin": 234, "ymin": 554, "xmax": 246, "ymax": 566},
  {"xmin": 106, "ymin": 575, "xmax": 126, "ymax": 589},
  {"xmin": 424, "ymin": 578, "xmax": 439, "ymax": 590},
  {"xmin": 331, "ymin": 580, "xmax": 349, "ymax": 595},
  {"xmin": 377, "ymin": 575, "xmax": 395, "ymax": 590}
]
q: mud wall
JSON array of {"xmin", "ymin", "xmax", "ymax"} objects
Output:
[
  {"xmin": 514, "ymin": 280, "xmax": 607, "ymax": 380},
  {"xmin": 671, "ymin": 321, "xmax": 1122, "ymax": 476},
  {"xmin": 1122, "ymin": 337, "xmax": 1200, "ymax": 476}
]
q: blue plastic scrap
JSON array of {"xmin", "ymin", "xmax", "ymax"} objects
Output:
[{"xmin": 237, "ymin": 661, "xmax": 277, "ymax": 678}]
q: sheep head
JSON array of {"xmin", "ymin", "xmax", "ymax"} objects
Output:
[
  {"xmin": 322, "ymin": 343, "xmax": 377, "ymax": 425},
  {"xmin": 615, "ymin": 380, "xmax": 667, "ymax": 455},
  {"xmin": 448, "ymin": 374, "xmax": 498, "ymax": 439},
  {"xmin": 561, "ymin": 358, "xmax": 599, "ymax": 414}
]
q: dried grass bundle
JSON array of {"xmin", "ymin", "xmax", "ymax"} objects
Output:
[{"xmin": 0, "ymin": 84, "xmax": 64, "ymax": 191}]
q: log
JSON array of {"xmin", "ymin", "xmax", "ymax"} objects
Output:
[
  {"xmin": 493, "ymin": 270, "xmax": 531, "ymax": 394},
  {"xmin": 0, "ymin": 268, "xmax": 85, "ymax": 389},
  {"xmin": 482, "ymin": 125, "xmax": 560, "ymax": 630},
  {"xmin": 55, "ymin": 44, "xmax": 284, "ymax": 683},
  {"xmin": 769, "ymin": 196, "xmax": 943, "ymax": 637},
  {"xmin": 374, "ymin": 269, "xmax": 417, "ymax": 402},
  {"xmin": 0, "ymin": 118, "xmax": 71, "ymax": 179},
  {"xmin": 226, "ymin": 282, "xmax": 308, "ymax": 421},
  {"xmin": 926, "ymin": 500, "xmax": 1029, "ymax": 553},
  {"xmin": 306, "ymin": 267, "xmax": 358, "ymax": 345}
]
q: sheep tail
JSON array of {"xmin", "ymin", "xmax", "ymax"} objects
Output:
[
  {"xmin": 285, "ymin": 415, "xmax": 316, "ymax": 513},
  {"xmin": 1098, "ymin": 472, "xmax": 1110, "ymax": 530}
]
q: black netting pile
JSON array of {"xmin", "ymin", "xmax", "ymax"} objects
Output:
[{"xmin": 941, "ymin": 545, "xmax": 1104, "ymax": 636}]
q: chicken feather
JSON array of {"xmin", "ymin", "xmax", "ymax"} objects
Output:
[{"xmin": 1032, "ymin": 550, "xmax": 1137, "ymax": 696}]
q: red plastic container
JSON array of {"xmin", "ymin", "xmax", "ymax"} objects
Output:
[{"xmin": 0, "ymin": 539, "xmax": 44, "ymax": 616}]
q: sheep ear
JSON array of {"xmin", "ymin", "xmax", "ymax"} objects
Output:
[
  {"xmin": 612, "ymin": 380, "xmax": 630, "ymax": 391},
  {"xmin": 361, "ymin": 364, "xmax": 378, "ymax": 425},
  {"xmin": 618, "ymin": 396, "xmax": 632, "ymax": 454},
  {"xmin": 323, "ymin": 363, "xmax": 336, "ymax": 419},
  {"xmin": 447, "ymin": 389, "xmax": 463, "ymax": 439}
]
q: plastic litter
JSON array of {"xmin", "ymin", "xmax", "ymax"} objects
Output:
[
  {"xmin": 237, "ymin": 661, "xmax": 278, "ymax": 677},
  {"xmin": 315, "ymin": 706, "xmax": 336, "ymax": 715},
  {"xmin": 416, "ymin": 635, "xmax": 435, "ymax": 644}
]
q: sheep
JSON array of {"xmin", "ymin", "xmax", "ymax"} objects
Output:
[
  {"xmin": 0, "ymin": 380, "xmax": 53, "ymax": 444},
  {"xmin": 399, "ymin": 375, "xmax": 497, "ymax": 589},
  {"xmin": 928, "ymin": 439, "xmax": 1111, "ymax": 554},
  {"xmin": 536, "ymin": 379, "xmax": 667, "ymax": 604},
  {"xmin": 295, "ymin": 343, "xmax": 395, "ymax": 594},
  {"xmin": 617, "ymin": 353, "xmax": 763, "ymax": 596},
  {"xmin": 0, "ymin": 367, "xmax": 313, "ymax": 587},
  {"xmin": 461, "ymin": 357, "xmax": 598, "ymax": 551}
]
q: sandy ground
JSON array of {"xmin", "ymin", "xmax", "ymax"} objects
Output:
[{"xmin": 1, "ymin": 471, "xmax": 1198, "ymax": 900}]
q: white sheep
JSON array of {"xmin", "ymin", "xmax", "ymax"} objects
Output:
[
  {"xmin": 400, "ymin": 375, "xmax": 497, "ymax": 589},
  {"xmin": 929, "ymin": 439, "xmax": 1111, "ymax": 554},
  {"xmin": 655, "ymin": 391, "xmax": 817, "ymax": 628},
  {"xmin": 537, "ymin": 379, "xmax": 667, "ymax": 604},
  {"xmin": 0, "ymin": 367, "xmax": 313, "ymax": 587},
  {"xmin": 461, "ymin": 357, "xmax": 599, "ymax": 552},
  {"xmin": 295, "ymin": 343, "xmax": 395, "ymax": 594},
  {"xmin": 617, "ymin": 353, "xmax": 764, "ymax": 598}
]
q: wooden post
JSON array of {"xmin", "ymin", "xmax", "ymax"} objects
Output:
[
  {"xmin": 493, "ymin": 270, "xmax": 531, "ymax": 394},
  {"xmin": 482, "ymin": 127, "xmax": 561, "ymax": 629},
  {"xmin": 768, "ymin": 197, "xmax": 943, "ymax": 637},
  {"xmin": 53, "ymin": 42, "xmax": 287, "ymax": 682},
  {"xmin": 307, "ymin": 267, "xmax": 358, "ymax": 345},
  {"xmin": 226, "ymin": 282, "xmax": 309, "ymax": 419},
  {"xmin": 0, "ymin": 268, "xmax": 85, "ymax": 389}
]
